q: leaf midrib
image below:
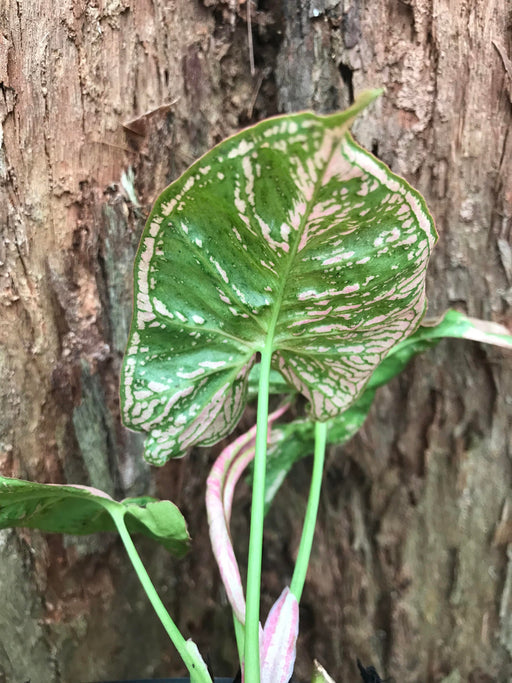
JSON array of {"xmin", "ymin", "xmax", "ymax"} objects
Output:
[{"xmin": 264, "ymin": 128, "xmax": 344, "ymax": 354}]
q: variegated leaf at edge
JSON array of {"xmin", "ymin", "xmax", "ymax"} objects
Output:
[
  {"xmin": 262, "ymin": 309, "xmax": 512, "ymax": 510},
  {"xmin": 121, "ymin": 89, "xmax": 437, "ymax": 464}
]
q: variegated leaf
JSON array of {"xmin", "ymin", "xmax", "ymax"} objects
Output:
[
  {"xmin": 260, "ymin": 587, "xmax": 299, "ymax": 683},
  {"xmin": 121, "ymin": 90, "xmax": 437, "ymax": 464},
  {"xmin": 262, "ymin": 309, "xmax": 512, "ymax": 509}
]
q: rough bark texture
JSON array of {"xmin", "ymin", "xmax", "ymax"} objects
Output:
[{"xmin": 0, "ymin": 1, "xmax": 511, "ymax": 681}]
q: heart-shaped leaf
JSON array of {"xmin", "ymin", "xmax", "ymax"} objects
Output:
[
  {"xmin": 121, "ymin": 90, "xmax": 437, "ymax": 464},
  {"xmin": 262, "ymin": 310, "xmax": 512, "ymax": 508},
  {"xmin": 0, "ymin": 477, "xmax": 190, "ymax": 556}
]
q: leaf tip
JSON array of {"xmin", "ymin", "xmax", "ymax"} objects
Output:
[
  {"xmin": 350, "ymin": 87, "xmax": 384, "ymax": 114},
  {"xmin": 325, "ymin": 87, "xmax": 383, "ymax": 133}
]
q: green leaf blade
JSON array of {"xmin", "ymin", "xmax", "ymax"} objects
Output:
[
  {"xmin": 0, "ymin": 477, "xmax": 190, "ymax": 556},
  {"xmin": 122, "ymin": 92, "xmax": 437, "ymax": 464},
  {"xmin": 125, "ymin": 500, "xmax": 191, "ymax": 555}
]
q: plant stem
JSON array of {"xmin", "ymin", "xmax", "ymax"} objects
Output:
[
  {"xmin": 233, "ymin": 613, "xmax": 245, "ymax": 666},
  {"xmin": 290, "ymin": 420, "xmax": 327, "ymax": 602},
  {"xmin": 109, "ymin": 508, "xmax": 212, "ymax": 683},
  {"xmin": 244, "ymin": 342, "xmax": 273, "ymax": 683}
]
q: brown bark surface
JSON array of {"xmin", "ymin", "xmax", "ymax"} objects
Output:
[{"xmin": 0, "ymin": 1, "xmax": 511, "ymax": 681}]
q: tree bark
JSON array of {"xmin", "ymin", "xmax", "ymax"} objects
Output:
[{"xmin": 0, "ymin": 1, "xmax": 511, "ymax": 681}]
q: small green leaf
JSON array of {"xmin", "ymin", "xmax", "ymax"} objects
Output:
[
  {"xmin": 263, "ymin": 310, "xmax": 512, "ymax": 507},
  {"xmin": 121, "ymin": 90, "xmax": 437, "ymax": 464},
  {"xmin": 0, "ymin": 477, "xmax": 190, "ymax": 556}
]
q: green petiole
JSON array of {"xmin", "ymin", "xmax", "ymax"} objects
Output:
[
  {"xmin": 233, "ymin": 613, "xmax": 245, "ymax": 669},
  {"xmin": 243, "ymin": 353, "xmax": 327, "ymax": 682},
  {"xmin": 290, "ymin": 420, "xmax": 327, "ymax": 602},
  {"xmin": 109, "ymin": 507, "xmax": 212, "ymax": 683},
  {"xmin": 244, "ymin": 341, "xmax": 274, "ymax": 683}
]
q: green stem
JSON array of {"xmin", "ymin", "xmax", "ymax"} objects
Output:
[
  {"xmin": 290, "ymin": 420, "xmax": 327, "ymax": 602},
  {"xmin": 109, "ymin": 508, "xmax": 211, "ymax": 683},
  {"xmin": 233, "ymin": 613, "xmax": 245, "ymax": 666},
  {"xmin": 244, "ymin": 342, "xmax": 273, "ymax": 683}
]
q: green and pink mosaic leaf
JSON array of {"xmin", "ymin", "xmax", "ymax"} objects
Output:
[{"xmin": 121, "ymin": 91, "xmax": 437, "ymax": 464}]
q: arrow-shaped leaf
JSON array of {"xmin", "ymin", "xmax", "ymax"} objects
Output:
[
  {"xmin": 121, "ymin": 91, "xmax": 437, "ymax": 464},
  {"xmin": 0, "ymin": 477, "xmax": 190, "ymax": 556}
]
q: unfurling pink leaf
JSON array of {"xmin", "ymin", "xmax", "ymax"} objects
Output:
[
  {"xmin": 206, "ymin": 403, "xmax": 289, "ymax": 623},
  {"xmin": 206, "ymin": 429, "xmax": 255, "ymax": 621},
  {"xmin": 206, "ymin": 402, "xmax": 298, "ymax": 683},
  {"xmin": 260, "ymin": 587, "xmax": 299, "ymax": 683}
]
